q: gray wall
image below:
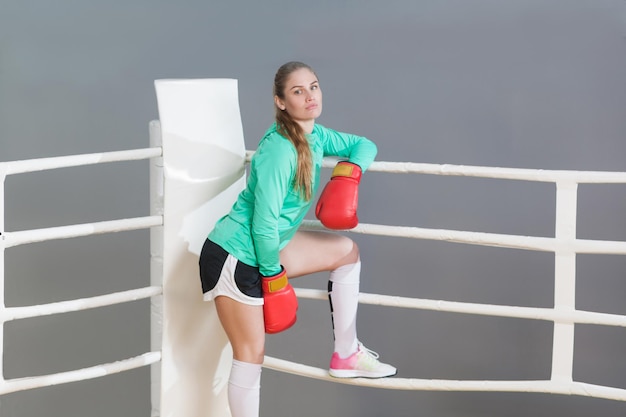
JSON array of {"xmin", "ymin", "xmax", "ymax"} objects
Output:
[{"xmin": 2, "ymin": 1, "xmax": 626, "ymax": 416}]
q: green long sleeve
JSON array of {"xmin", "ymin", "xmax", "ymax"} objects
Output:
[{"xmin": 208, "ymin": 123, "xmax": 377, "ymax": 276}]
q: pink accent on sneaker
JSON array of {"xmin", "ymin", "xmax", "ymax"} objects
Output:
[{"xmin": 329, "ymin": 342, "xmax": 397, "ymax": 378}]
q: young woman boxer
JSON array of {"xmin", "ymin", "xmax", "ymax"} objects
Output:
[{"xmin": 199, "ymin": 61, "xmax": 396, "ymax": 417}]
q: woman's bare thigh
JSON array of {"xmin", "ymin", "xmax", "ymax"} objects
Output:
[
  {"xmin": 279, "ymin": 231, "xmax": 359, "ymax": 277},
  {"xmin": 214, "ymin": 296, "xmax": 265, "ymax": 364}
]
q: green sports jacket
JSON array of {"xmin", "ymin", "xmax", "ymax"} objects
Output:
[{"xmin": 208, "ymin": 122, "xmax": 377, "ymax": 276}]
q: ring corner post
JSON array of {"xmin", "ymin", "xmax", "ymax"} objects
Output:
[
  {"xmin": 550, "ymin": 181, "xmax": 578, "ymax": 384},
  {"xmin": 154, "ymin": 78, "xmax": 246, "ymax": 417},
  {"xmin": 149, "ymin": 119, "xmax": 164, "ymax": 417}
]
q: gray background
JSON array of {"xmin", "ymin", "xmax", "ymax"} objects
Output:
[{"xmin": 1, "ymin": 0, "xmax": 626, "ymax": 416}]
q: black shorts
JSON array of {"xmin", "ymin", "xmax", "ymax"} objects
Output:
[{"xmin": 198, "ymin": 239, "xmax": 263, "ymax": 304}]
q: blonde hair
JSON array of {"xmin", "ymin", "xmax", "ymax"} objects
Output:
[{"xmin": 273, "ymin": 61, "xmax": 315, "ymax": 201}]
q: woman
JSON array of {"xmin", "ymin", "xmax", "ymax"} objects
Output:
[{"xmin": 199, "ymin": 61, "xmax": 396, "ymax": 417}]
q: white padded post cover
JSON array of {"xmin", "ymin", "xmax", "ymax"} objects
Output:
[{"xmin": 155, "ymin": 79, "xmax": 246, "ymax": 417}]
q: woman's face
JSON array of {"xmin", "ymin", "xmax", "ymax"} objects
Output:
[{"xmin": 275, "ymin": 67, "xmax": 322, "ymax": 125}]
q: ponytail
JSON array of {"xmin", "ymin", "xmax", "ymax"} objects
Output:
[{"xmin": 273, "ymin": 62, "xmax": 315, "ymax": 201}]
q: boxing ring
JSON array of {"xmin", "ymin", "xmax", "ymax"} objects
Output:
[{"xmin": 0, "ymin": 79, "xmax": 625, "ymax": 416}]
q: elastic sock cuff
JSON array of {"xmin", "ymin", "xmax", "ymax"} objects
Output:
[
  {"xmin": 230, "ymin": 359, "xmax": 262, "ymax": 390},
  {"xmin": 329, "ymin": 259, "xmax": 361, "ymax": 285}
]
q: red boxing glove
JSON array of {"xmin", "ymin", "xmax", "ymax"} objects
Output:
[
  {"xmin": 262, "ymin": 267, "xmax": 298, "ymax": 334},
  {"xmin": 315, "ymin": 161, "xmax": 362, "ymax": 230}
]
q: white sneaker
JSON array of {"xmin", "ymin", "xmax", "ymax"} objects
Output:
[{"xmin": 329, "ymin": 342, "xmax": 397, "ymax": 378}]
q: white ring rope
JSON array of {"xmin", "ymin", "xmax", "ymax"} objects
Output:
[
  {"xmin": 0, "ymin": 351, "xmax": 162, "ymax": 395},
  {"xmin": 301, "ymin": 220, "xmax": 626, "ymax": 255},
  {"xmin": 1, "ymin": 147, "xmax": 162, "ymax": 176},
  {"xmin": 262, "ymin": 356, "xmax": 626, "ymax": 402},
  {"xmin": 363, "ymin": 160, "xmax": 626, "ymax": 184},
  {"xmin": 2, "ymin": 286, "xmax": 162, "ymax": 322},
  {"xmin": 294, "ymin": 288, "xmax": 626, "ymax": 328},
  {"xmin": 1, "ymin": 216, "xmax": 163, "ymax": 248}
]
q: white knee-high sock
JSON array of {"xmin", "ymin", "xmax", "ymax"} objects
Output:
[
  {"xmin": 228, "ymin": 359, "xmax": 262, "ymax": 417},
  {"xmin": 328, "ymin": 260, "xmax": 361, "ymax": 358}
]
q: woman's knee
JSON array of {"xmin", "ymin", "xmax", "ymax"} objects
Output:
[
  {"xmin": 333, "ymin": 235, "xmax": 360, "ymax": 267},
  {"xmin": 232, "ymin": 341, "xmax": 265, "ymax": 364}
]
